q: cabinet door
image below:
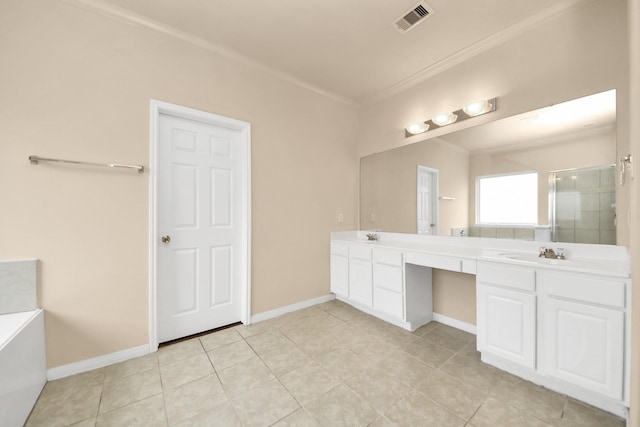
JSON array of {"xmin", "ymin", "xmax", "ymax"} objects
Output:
[
  {"xmin": 349, "ymin": 259, "xmax": 373, "ymax": 307},
  {"xmin": 330, "ymin": 254, "xmax": 349, "ymax": 297},
  {"xmin": 373, "ymin": 263, "xmax": 403, "ymax": 293},
  {"xmin": 539, "ymin": 297, "xmax": 624, "ymax": 400},
  {"xmin": 374, "ymin": 287, "xmax": 404, "ymax": 319},
  {"xmin": 477, "ymin": 284, "xmax": 536, "ymax": 369}
]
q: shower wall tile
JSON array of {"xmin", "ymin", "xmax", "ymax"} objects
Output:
[
  {"xmin": 600, "ymin": 168, "xmax": 616, "ymax": 187},
  {"xmin": 599, "ymin": 191, "xmax": 616, "ymax": 211},
  {"xmin": 480, "ymin": 228, "xmax": 497, "ymax": 238},
  {"xmin": 600, "ymin": 230, "xmax": 616, "ymax": 245},
  {"xmin": 600, "ymin": 212, "xmax": 616, "ymax": 231},
  {"xmin": 575, "ymin": 211, "xmax": 600, "ymax": 230},
  {"xmin": 496, "ymin": 228, "xmax": 515, "ymax": 239},
  {"xmin": 575, "ymin": 229, "xmax": 599, "ymax": 244},
  {"xmin": 0, "ymin": 259, "xmax": 38, "ymax": 315},
  {"xmin": 579, "ymin": 193, "xmax": 600, "ymax": 211},
  {"xmin": 575, "ymin": 170, "xmax": 600, "ymax": 189},
  {"xmin": 514, "ymin": 228, "xmax": 535, "ymax": 241}
]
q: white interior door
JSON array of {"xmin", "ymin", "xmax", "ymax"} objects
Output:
[
  {"xmin": 156, "ymin": 111, "xmax": 246, "ymax": 343},
  {"xmin": 417, "ymin": 165, "xmax": 438, "ymax": 235}
]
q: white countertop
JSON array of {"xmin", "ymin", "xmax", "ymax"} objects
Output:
[{"xmin": 332, "ymin": 231, "xmax": 631, "ymax": 278}]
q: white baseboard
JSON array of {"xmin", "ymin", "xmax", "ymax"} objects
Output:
[
  {"xmin": 47, "ymin": 344, "xmax": 149, "ymax": 381},
  {"xmin": 433, "ymin": 312, "xmax": 477, "ymax": 335},
  {"xmin": 251, "ymin": 294, "xmax": 335, "ymax": 324}
]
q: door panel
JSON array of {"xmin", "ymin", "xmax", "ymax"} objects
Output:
[
  {"xmin": 157, "ymin": 113, "xmax": 243, "ymax": 342},
  {"xmin": 477, "ymin": 284, "xmax": 536, "ymax": 369},
  {"xmin": 210, "ymin": 246, "xmax": 232, "ymax": 307},
  {"xmin": 210, "ymin": 168, "xmax": 232, "ymax": 227},
  {"xmin": 540, "ymin": 297, "xmax": 624, "ymax": 399},
  {"xmin": 173, "ymin": 248, "xmax": 198, "ymax": 314}
]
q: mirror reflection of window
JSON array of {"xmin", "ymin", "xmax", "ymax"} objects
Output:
[{"xmin": 477, "ymin": 172, "xmax": 538, "ymax": 225}]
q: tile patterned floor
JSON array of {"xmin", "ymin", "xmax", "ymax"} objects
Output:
[{"xmin": 25, "ymin": 300, "xmax": 626, "ymax": 426}]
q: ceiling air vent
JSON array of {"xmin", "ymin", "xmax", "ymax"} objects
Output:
[{"xmin": 393, "ymin": 1, "xmax": 434, "ymax": 33}]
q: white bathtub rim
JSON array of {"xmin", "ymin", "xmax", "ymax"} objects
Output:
[{"xmin": 0, "ymin": 309, "xmax": 42, "ymax": 352}]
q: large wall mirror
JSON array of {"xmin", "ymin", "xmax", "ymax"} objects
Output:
[{"xmin": 360, "ymin": 89, "xmax": 617, "ymax": 245}]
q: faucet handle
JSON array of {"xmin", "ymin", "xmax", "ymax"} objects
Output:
[
  {"xmin": 539, "ymin": 247, "xmax": 547, "ymax": 257},
  {"xmin": 556, "ymin": 248, "xmax": 565, "ymax": 259}
]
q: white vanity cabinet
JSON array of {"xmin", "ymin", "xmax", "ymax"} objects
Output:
[
  {"xmin": 373, "ymin": 247, "xmax": 404, "ymax": 319},
  {"xmin": 348, "ymin": 244, "xmax": 373, "ymax": 307},
  {"xmin": 330, "ymin": 242, "xmax": 349, "ymax": 298},
  {"xmin": 538, "ymin": 270, "xmax": 627, "ymax": 401},
  {"xmin": 476, "ymin": 261, "xmax": 537, "ymax": 369},
  {"xmin": 329, "ymin": 241, "xmax": 432, "ymax": 330},
  {"xmin": 330, "ymin": 231, "xmax": 632, "ymax": 418}
]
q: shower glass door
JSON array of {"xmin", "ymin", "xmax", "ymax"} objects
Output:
[{"xmin": 549, "ymin": 164, "xmax": 616, "ymax": 244}]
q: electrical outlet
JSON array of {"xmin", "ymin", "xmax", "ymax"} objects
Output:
[
  {"xmin": 370, "ymin": 213, "xmax": 376, "ymax": 222},
  {"xmin": 338, "ymin": 213, "xmax": 344, "ymax": 223}
]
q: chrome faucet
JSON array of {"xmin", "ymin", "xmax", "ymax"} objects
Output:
[
  {"xmin": 366, "ymin": 233, "xmax": 379, "ymax": 241},
  {"xmin": 539, "ymin": 247, "xmax": 566, "ymax": 259}
]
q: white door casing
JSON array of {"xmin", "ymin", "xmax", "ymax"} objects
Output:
[
  {"xmin": 149, "ymin": 100, "xmax": 251, "ymax": 350},
  {"xmin": 417, "ymin": 165, "xmax": 438, "ymax": 235}
]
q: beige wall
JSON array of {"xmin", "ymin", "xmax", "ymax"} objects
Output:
[
  {"xmin": 628, "ymin": 0, "xmax": 639, "ymax": 425},
  {"xmin": 0, "ymin": 0, "xmax": 358, "ymax": 368},
  {"xmin": 358, "ymin": 0, "xmax": 629, "ymax": 326},
  {"xmin": 1, "ymin": 0, "xmax": 636, "ymax": 397},
  {"xmin": 360, "ymin": 138, "xmax": 469, "ymax": 234}
]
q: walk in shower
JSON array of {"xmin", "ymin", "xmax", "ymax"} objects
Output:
[{"xmin": 549, "ymin": 164, "xmax": 616, "ymax": 244}]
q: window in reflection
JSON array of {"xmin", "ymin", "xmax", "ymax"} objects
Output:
[{"xmin": 477, "ymin": 172, "xmax": 538, "ymax": 224}]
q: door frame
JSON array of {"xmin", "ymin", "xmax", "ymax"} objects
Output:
[{"xmin": 148, "ymin": 99, "xmax": 252, "ymax": 352}]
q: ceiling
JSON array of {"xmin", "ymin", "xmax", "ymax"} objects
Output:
[{"xmin": 80, "ymin": 0, "xmax": 588, "ymax": 105}]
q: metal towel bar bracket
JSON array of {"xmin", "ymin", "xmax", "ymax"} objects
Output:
[{"xmin": 29, "ymin": 155, "xmax": 144, "ymax": 173}]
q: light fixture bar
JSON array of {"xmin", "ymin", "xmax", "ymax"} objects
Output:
[{"xmin": 405, "ymin": 97, "xmax": 497, "ymax": 137}]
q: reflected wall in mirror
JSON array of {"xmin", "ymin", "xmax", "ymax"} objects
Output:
[{"xmin": 360, "ymin": 89, "xmax": 617, "ymax": 244}]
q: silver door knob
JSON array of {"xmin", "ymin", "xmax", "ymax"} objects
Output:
[{"xmin": 161, "ymin": 235, "xmax": 171, "ymax": 244}]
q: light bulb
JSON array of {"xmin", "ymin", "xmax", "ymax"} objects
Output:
[
  {"xmin": 432, "ymin": 112, "xmax": 457, "ymax": 126},
  {"xmin": 405, "ymin": 122, "xmax": 429, "ymax": 134},
  {"xmin": 463, "ymin": 100, "xmax": 492, "ymax": 116}
]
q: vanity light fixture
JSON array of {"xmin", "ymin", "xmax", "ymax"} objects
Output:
[{"xmin": 405, "ymin": 97, "xmax": 497, "ymax": 137}]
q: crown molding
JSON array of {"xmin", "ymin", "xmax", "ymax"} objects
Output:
[
  {"xmin": 60, "ymin": 0, "xmax": 358, "ymax": 108},
  {"xmin": 362, "ymin": 0, "xmax": 591, "ymax": 106},
  {"xmin": 60, "ymin": 0, "xmax": 590, "ymax": 109}
]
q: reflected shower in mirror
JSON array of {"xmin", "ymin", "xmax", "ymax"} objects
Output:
[
  {"xmin": 549, "ymin": 164, "xmax": 616, "ymax": 244},
  {"xmin": 360, "ymin": 89, "xmax": 617, "ymax": 244}
]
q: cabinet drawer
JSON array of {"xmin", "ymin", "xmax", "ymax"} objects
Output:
[
  {"xmin": 350, "ymin": 244, "xmax": 372, "ymax": 261},
  {"xmin": 374, "ymin": 248, "xmax": 403, "ymax": 267},
  {"xmin": 374, "ymin": 263, "xmax": 403, "ymax": 293},
  {"xmin": 331, "ymin": 242, "xmax": 349, "ymax": 257},
  {"xmin": 405, "ymin": 252, "xmax": 461, "ymax": 272},
  {"xmin": 538, "ymin": 271, "xmax": 626, "ymax": 308},
  {"xmin": 374, "ymin": 287, "xmax": 404, "ymax": 319},
  {"xmin": 477, "ymin": 262, "xmax": 535, "ymax": 292}
]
